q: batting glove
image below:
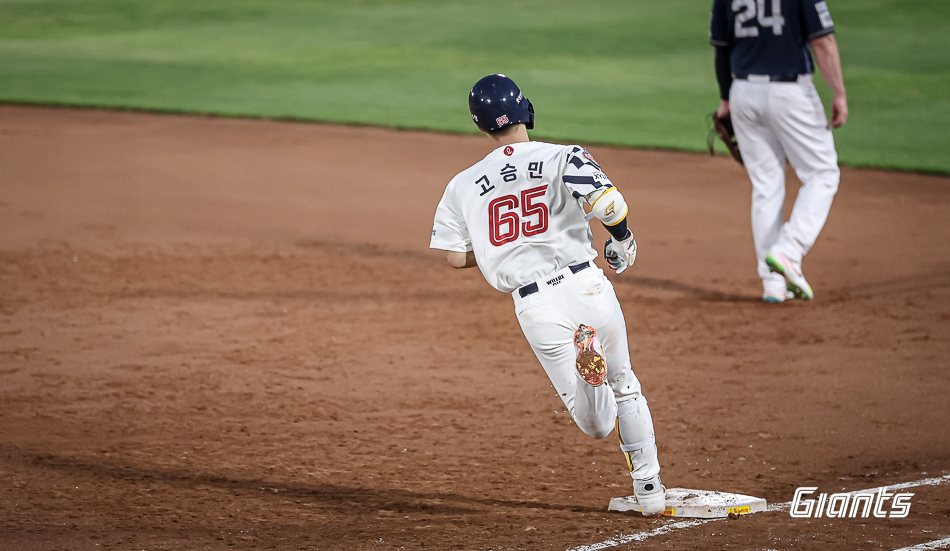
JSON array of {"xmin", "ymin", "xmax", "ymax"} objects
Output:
[{"xmin": 604, "ymin": 230, "xmax": 637, "ymax": 274}]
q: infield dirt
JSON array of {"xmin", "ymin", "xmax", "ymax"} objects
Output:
[{"xmin": 1, "ymin": 105, "xmax": 948, "ymax": 550}]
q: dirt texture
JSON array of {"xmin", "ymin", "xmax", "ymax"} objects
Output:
[{"xmin": 1, "ymin": 105, "xmax": 948, "ymax": 550}]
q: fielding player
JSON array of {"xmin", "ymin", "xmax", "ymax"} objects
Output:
[
  {"xmin": 429, "ymin": 74, "xmax": 665, "ymax": 515},
  {"xmin": 710, "ymin": 0, "xmax": 848, "ymax": 302}
]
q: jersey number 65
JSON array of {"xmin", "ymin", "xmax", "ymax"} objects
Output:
[{"xmin": 488, "ymin": 185, "xmax": 549, "ymax": 246}]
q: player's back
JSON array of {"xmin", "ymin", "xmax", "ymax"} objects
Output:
[
  {"xmin": 710, "ymin": 0, "xmax": 836, "ymax": 77},
  {"xmin": 431, "ymin": 141, "xmax": 602, "ymax": 293}
]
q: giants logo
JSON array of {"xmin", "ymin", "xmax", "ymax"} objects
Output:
[{"xmin": 790, "ymin": 487, "xmax": 913, "ymax": 519}]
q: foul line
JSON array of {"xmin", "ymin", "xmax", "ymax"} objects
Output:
[
  {"xmin": 892, "ymin": 537, "xmax": 950, "ymax": 551},
  {"xmin": 565, "ymin": 474, "xmax": 950, "ymax": 551}
]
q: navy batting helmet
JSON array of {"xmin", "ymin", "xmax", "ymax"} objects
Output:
[{"xmin": 469, "ymin": 74, "xmax": 534, "ymax": 132}]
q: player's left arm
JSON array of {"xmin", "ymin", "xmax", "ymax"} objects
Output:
[
  {"xmin": 709, "ymin": 0, "xmax": 732, "ymax": 117},
  {"xmin": 714, "ymin": 46, "xmax": 732, "ymax": 118},
  {"xmin": 811, "ymin": 34, "xmax": 848, "ymax": 128},
  {"xmin": 431, "ymin": 183, "xmax": 476, "ymax": 269},
  {"xmin": 446, "ymin": 250, "xmax": 477, "ymax": 269}
]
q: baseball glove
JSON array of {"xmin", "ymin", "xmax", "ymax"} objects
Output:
[{"xmin": 707, "ymin": 112, "xmax": 743, "ymax": 165}]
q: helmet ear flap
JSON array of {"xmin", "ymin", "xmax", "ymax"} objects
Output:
[{"xmin": 525, "ymin": 98, "xmax": 535, "ymax": 130}]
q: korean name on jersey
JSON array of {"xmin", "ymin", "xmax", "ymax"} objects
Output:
[{"xmin": 431, "ymin": 142, "xmax": 615, "ymax": 293}]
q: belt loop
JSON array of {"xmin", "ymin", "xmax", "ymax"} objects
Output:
[{"xmin": 569, "ymin": 261, "xmax": 590, "ymax": 275}]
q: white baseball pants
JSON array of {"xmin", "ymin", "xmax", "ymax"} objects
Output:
[
  {"xmin": 512, "ymin": 264, "xmax": 660, "ymax": 480},
  {"xmin": 730, "ymin": 75, "xmax": 840, "ymax": 280}
]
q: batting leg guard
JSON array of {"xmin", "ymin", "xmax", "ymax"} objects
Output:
[{"xmin": 616, "ymin": 396, "xmax": 660, "ymax": 480}]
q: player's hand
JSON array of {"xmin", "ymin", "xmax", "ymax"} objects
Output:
[
  {"xmin": 604, "ymin": 230, "xmax": 637, "ymax": 274},
  {"xmin": 716, "ymin": 100, "xmax": 730, "ymax": 119},
  {"xmin": 831, "ymin": 95, "xmax": 848, "ymax": 128}
]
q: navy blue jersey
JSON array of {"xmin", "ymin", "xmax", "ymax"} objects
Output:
[{"xmin": 710, "ymin": 0, "xmax": 835, "ymax": 77}]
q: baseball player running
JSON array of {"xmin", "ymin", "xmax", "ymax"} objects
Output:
[
  {"xmin": 429, "ymin": 74, "xmax": 665, "ymax": 515},
  {"xmin": 710, "ymin": 0, "xmax": 848, "ymax": 302}
]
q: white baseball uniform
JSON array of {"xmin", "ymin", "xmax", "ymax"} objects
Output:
[
  {"xmin": 731, "ymin": 74, "xmax": 839, "ymax": 280},
  {"xmin": 430, "ymin": 141, "xmax": 660, "ymax": 480}
]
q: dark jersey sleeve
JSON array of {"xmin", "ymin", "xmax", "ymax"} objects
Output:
[
  {"xmin": 715, "ymin": 46, "xmax": 733, "ymax": 100},
  {"xmin": 709, "ymin": 0, "xmax": 730, "ymax": 46},
  {"xmin": 562, "ymin": 146, "xmax": 615, "ymax": 199},
  {"xmin": 802, "ymin": 0, "xmax": 836, "ymax": 41}
]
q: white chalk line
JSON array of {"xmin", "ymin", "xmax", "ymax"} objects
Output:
[
  {"xmin": 892, "ymin": 537, "xmax": 950, "ymax": 551},
  {"xmin": 565, "ymin": 474, "xmax": 950, "ymax": 551},
  {"xmin": 564, "ymin": 517, "xmax": 715, "ymax": 551}
]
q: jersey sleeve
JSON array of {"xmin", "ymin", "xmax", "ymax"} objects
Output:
[
  {"xmin": 802, "ymin": 0, "xmax": 836, "ymax": 41},
  {"xmin": 429, "ymin": 184, "xmax": 472, "ymax": 253},
  {"xmin": 561, "ymin": 146, "xmax": 615, "ymax": 200},
  {"xmin": 709, "ymin": 0, "xmax": 730, "ymax": 47}
]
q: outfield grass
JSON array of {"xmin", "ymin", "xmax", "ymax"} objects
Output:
[{"xmin": 0, "ymin": 0, "xmax": 947, "ymax": 173}]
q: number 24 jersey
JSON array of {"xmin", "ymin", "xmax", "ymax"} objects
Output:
[{"xmin": 430, "ymin": 141, "xmax": 616, "ymax": 294}]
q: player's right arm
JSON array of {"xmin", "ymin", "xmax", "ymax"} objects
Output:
[
  {"xmin": 587, "ymin": 187, "xmax": 637, "ymax": 274},
  {"xmin": 561, "ymin": 147, "xmax": 637, "ymax": 273},
  {"xmin": 811, "ymin": 34, "xmax": 848, "ymax": 128},
  {"xmin": 586, "ymin": 187, "xmax": 629, "ymax": 240},
  {"xmin": 803, "ymin": 0, "xmax": 847, "ymax": 128}
]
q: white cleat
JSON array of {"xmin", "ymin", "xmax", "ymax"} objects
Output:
[
  {"xmin": 765, "ymin": 253, "xmax": 814, "ymax": 301},
  {"xmin": 762, "ymin": 273, "xmax": 794, "ymax": 303},
  {"xmin": 634, "ymin": 474, "xmax": 666, "ymax": 516}
]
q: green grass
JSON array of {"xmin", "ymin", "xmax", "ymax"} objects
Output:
[{"xmin": 1, "ymin": 0, "xmax": 948, "ymax": 173}]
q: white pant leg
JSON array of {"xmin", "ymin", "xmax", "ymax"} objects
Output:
[
  {"xmin": 730, "ymin": 80, "xmax": 789, "ymax": 280},
  {"xmin": 515, "ymin": 269, "xmax": 620, "ymax": 438},
  {"xmin": 769, "ymin": 78, "xmax": 840, "ymax": 263},
  {"xmin": 590, "ymin": 277, "xmax": 659, "ymax": 479},
  {"xmin": 617, "ymin": 397, "xmax": 660, "ymax": 479},
  {"xmin": 514, "ymin": 267, "xmax": 659, "ymax": 476}
]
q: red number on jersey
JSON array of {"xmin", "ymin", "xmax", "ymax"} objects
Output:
[
  {"xmin": 520, "ymin": 185, "xmax": 549, "ymax": 236},
  {"xmin": 488, "ymin": 195, "xmax": 520, "ymax": 246},
  {"xmin": 487, "ymin": 185, "xmax": 549, "ymax": 246}
]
